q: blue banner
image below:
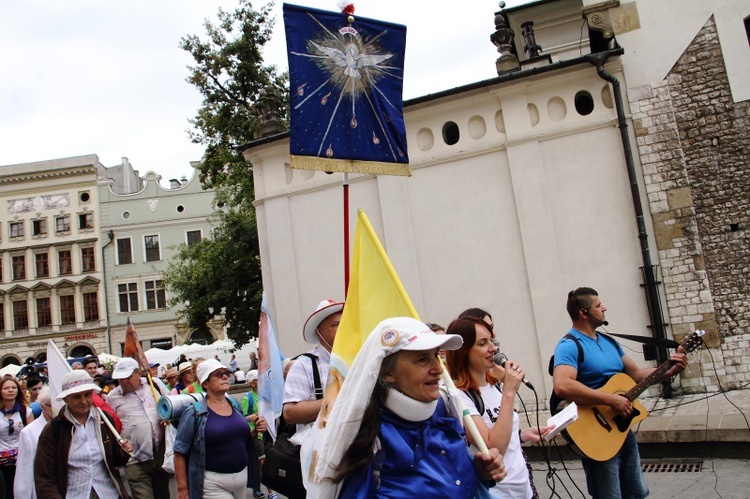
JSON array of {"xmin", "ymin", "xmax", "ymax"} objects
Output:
[
  {"xmin": 258, "ymin": 292, "xmax": 285, "ymax": 441},
  {"xmin": 283, "ymin": 3, "xmax": 409, "ymax": 174}
]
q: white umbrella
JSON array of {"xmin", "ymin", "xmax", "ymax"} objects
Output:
[{"xmin": 0, "ymin": 363, "xmax": 21, "ymax": 378}]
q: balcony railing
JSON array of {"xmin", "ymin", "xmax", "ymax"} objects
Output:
[{"xmin": 2, "ymin": 320, "xmax": 106, "ymax": 338}]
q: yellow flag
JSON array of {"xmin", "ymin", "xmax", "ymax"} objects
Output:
[
  {"xmin": 313, "ymin": 208, "xmax": 420, "ymax": 434},
  {"xmin": 330, "ymin": 208, "xmax": 419, "ymax": 376}
]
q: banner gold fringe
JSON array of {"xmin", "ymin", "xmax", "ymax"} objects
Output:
[{"xmin": 290, "ymin": 155, "xmax": 411, "ymax": 177}]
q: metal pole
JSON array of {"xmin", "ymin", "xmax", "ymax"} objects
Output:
[{"xmin": 343, "ymin": 173, "xmax": 350, "ymax": 296}]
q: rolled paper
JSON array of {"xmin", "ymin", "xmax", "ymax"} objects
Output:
[{"xmin": 157, "ymin": 393, "xmax": 206, "ymax": 421}]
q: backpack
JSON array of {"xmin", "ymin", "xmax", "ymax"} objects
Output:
[
  {"xmin": 261, "ymin": 353, "xmax": 322, "ymax": 499},
  {"xmin": 547, "ymin": 332, "xmax": 618, "ymax": 414},
  {"xmin": 465, "ymin": 384, "xmax": 501, "ymax": 417}
]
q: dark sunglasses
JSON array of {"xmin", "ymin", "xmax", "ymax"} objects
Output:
[
  {"xmin": 211, "ymin": 370, "xmax": 231, "ymax": 379},
  {"xmin": 7, "ymin": 419, "xmax": 14, "ymax": 435}
]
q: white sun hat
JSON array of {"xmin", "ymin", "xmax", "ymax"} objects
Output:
[
  {"xmin": 302, "ymin": 299, "xmax": 344, "ymax": 344},
  {"xmin": 56, "ymin": 370, "xmax": 102, "ymax": 401},
  {"xmin": 196, "ymin": 359, "xmax": 227, "ymax": 384}
]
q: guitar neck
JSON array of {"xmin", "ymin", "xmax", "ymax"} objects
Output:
[{"xmin": 624, "ymin": 358, "xmax": 672, "ymax": 402}]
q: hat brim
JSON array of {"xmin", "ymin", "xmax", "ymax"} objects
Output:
[
  {"xmin": 303, "ymin": 302, "xmax": 344, "ymax": 344},
  {"xmin": 198, "ymin": 359, "xmax": 228, "ymax": 384},
  {"xmin": 112, "ymin": 368, "xmax": 139, "ymax": 380},
  {"xmin": 400, "ymin": 333, "xmax": 463, "ymax": 352},
  {"xmin": 56, "ymin": 383, "xmax": 102, "ymax": 401}
]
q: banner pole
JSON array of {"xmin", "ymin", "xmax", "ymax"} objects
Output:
[
  {"xmin": 343, "ymin": 173, "xmax": 350, "ymax": 296},
  {"xmin": 439, "ymin": 360, "xmax": 489, "ymax": 455}
]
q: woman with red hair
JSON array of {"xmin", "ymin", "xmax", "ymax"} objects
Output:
[{"xmin": 446, "ymin": 312, "xmax": 551, "ymax": 499}]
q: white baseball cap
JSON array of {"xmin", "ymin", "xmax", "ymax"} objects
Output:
[
  {"xmin": 378, "ymin": 317, "xmax": 463, "ymax": 356},
  {"xmin": 112, "ymin": 357, "xmax": 140, "ymax": 379}
]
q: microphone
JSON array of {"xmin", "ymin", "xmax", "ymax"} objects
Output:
[
  {"xmin": 582, "ymin": 309, "xmax": 608, "ymax": 326},
  {"xmin": 492, "ymin": 344, "xmax": 535, "ymax": 390},
  {"xmin": 592, "ymin": 316, "xmax": 609, "ymax": 326}
]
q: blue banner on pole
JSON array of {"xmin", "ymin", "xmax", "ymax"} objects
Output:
[{"xmin": 283, "ymin": 3, "xmax": 410, "ymax": 175}]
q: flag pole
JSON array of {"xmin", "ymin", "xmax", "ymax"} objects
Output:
[
  {"xmin": 439, "ymin": 361, "xmax": 490, "ymax": 455},
  {"xmin": 343, "ymin": 172, "xmax": 350, "ymax": 296}
]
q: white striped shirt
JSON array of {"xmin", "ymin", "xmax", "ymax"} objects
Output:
[
  {"xmin": 282, "ymin": 346, "xmax": 330, "ymax": 432},
  {"xmin": 65, "ymin": 408, "xmax": 119, "ymax": 499}
]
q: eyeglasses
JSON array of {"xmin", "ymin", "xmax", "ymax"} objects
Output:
[
  {"xmin": 211, "ymin": 370, "xmax": 231, "ymax": 379},
  {"xmin": 7, "ymin": 419, "xmax": 14, "ymax": 435}
]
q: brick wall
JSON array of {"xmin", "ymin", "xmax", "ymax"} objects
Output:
[{"xmin": 628, "ymin": 17, "xmax": 750, "ymax": 393}]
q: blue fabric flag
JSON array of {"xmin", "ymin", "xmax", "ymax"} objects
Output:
[
  {"xmin": 258, "ymin": 292, "xmax": 285, "ymax": 441},
  {"xmin": 283, "ymin": 3, "xmax": 410, "ymax": 175}
]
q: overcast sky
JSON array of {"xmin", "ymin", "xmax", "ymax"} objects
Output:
[{"xmin": 1, "ymin": 1, "xmax": 524, "ymax": 186}]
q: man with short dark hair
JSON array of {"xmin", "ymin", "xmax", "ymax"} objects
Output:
[
  {"xmin": 552, "ymin": 287, "xmax": 688, "ymax": 498},
  {"xmin": 26, "ymin": 376, "xmax": 45, "ymax": 419},
  {"xmin": 82, "ymin": 356, "xmax": 99, "ymax": 378},
  {"xmin": 106, "ymin": 358, "xmax": 170, "ymax": 499}
]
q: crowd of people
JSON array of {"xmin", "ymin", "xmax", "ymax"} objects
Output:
[{"xmin": 0, "ymin": 286, "xmax": 688, "ymax": 498}]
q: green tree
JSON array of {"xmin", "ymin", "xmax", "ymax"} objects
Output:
[
  {"xmin": 164, "ymin": 0, "xmax": 288, "ymax": 345},
  {"xmin": 164, "ymin": 209, "xmax": 263, "ymax": 343}
]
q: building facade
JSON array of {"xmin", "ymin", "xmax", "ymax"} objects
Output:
[
  {"xmin": 242, "ymin": 0, "xmax": 750, "ymax": 402},
  {"xmin": 98, "ymin": 169, "xmax": 219, "ymax": 356},
  {"xmin": 0, "ymin": 155, "xmax": 109, "ymax": 365},
  {"xmin": 0, "ymin": 155, "xmax": 219, "ymax": 365}
]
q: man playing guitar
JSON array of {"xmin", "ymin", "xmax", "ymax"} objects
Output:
[{"xmin": 552, "ymin": 287, "xmax": 688, "ymax": 499}]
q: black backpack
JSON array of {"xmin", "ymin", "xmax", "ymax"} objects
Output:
[
  {"xmin": 261, "ymin": 353, "xmax": 322, "ymax": 499},
  {"xmin": 547, "ymin": 333, "xmax": 619, "ymax": 414}
]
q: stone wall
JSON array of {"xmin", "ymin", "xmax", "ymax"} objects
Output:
[{"xmin": 628, "ymin": 17, "xmax": 750, "ymax": 393}]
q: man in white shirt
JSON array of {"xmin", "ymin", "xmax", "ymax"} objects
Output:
[
  {"xmin": 282, "ymin": 299, "xmax": 343, "ymax": 431},
  {"xmin": 106, "ymin": 358, "xmax": 170, "ymax": 499}
]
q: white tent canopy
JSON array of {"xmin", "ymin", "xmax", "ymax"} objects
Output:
[{"xmin": 144, "ymin": 339, "xmax": 258, "ymax": 372}]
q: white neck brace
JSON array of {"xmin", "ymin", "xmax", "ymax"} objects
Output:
[{"xmin": 384, "ymin": 388, "xmax": 438, "ymax": 422}]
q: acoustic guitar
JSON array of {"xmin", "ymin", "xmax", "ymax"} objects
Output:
[{"xmin": 564, "ymin": 330, "xmax": 705, "ymax": 461}]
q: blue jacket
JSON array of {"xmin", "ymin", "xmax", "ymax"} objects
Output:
[
  {"xmin": 340, "ymin": 398, "xmax": 488, "ymax": 498},
  {"xmin": 173, "ymin": 396, "xmax": 260, "ymax": 499}
]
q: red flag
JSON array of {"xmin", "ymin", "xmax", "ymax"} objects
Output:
[
  {"xmin": 123, "ymin": 316, "xmax": 150, "ymax": 372},
  {"xmin": 122, "ymin": 316, "xmax": 161, "ymax": 404}
]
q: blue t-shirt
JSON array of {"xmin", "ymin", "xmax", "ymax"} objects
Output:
[
  {"xmin": 553, "ymin": 328, "xmax": 625, "ymax": 389},
  {"xmin": 204, "ymin": 406, "xmax": 250, "ymax": 473}
]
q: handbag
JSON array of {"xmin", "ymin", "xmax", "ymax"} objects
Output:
[
  {"xmin": 261, "ymin": 430, "xmax": 307, "ymax": 499},
  {"xmin": 261, "ymin": 353, "xmax": 321, "ymax": 499}
]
